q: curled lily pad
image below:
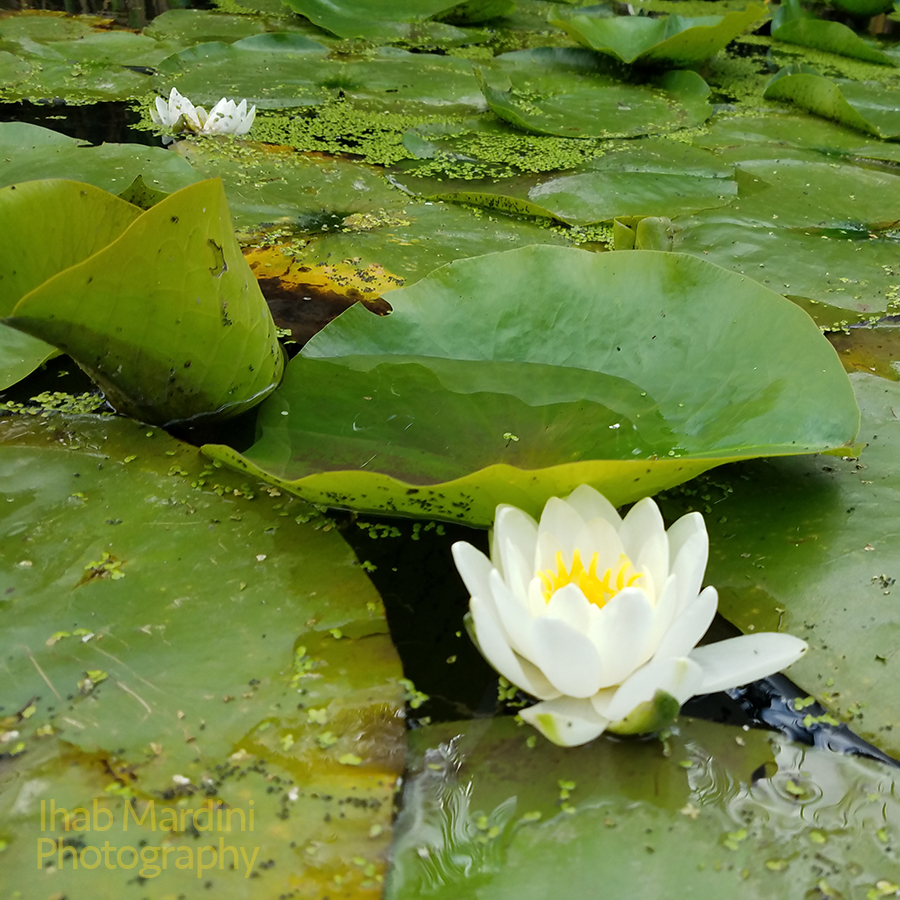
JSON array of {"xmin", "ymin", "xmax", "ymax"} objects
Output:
[
  {"xmin": 771, "ymin": 0, "xmax": 895, "ymax": 66},
  {"xmin": 477, "ymin": 48, "xmax": 712, "ymax": 138},
  {"xmin": 548, "ymin": 4, "xmax": 768, "ymax": 67},
  {"xmin": 0, "ymin": 123, "xmax": 200, "ymax": 390},
  {"xmin": 204, "ymin": 245, "xmax": 858, "ymax": 525},
  {"xmin": 764, "ymin": 65, "xmax": 900, "ymax": 138},
  {"xmin": 2, "ymin": 179, "xmax": 284, "ymax": 426}
]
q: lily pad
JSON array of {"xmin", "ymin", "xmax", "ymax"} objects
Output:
[
  {"xmin": 0, "ymin": 412, "xmax": 404, "ymax": 897},
  {"xmin": 153, "ymin": 33, "xmax": 331, "ymax": 109},
  {"xmin": 477, "ymin": 48, "xmax": 712, "ymax": 138},
  {"xmin": 2, "ymin": 179, "xmax": 284, "ymax": 426},
  {"xmin": 548, "ymin": 4, "xmax": 768, "ymax": 67},
  {"xmin": 204, "ymin": 245, "xmax": 859, "ymax": 525},
  {"xmin": 0, "ymin": 124, "xmax": 200, "ymax": 390},
  {"xmin": 771, "ymin": 0, "xmax": 896, "ymax": 66},
  {"xmin": 693, "ymin": 110, "xmax": 900, "ymax": 166},
  {"xmin": 660, "ymin": 365, "xmax": 900, "ymax": 758},
  {"xmin": 0, "ymin": 172, "xmax": 142, "ymax": 392},
  {"xmin": 397, "ymin": 138, "xmax": 737, "ymax": 225},
  {"xmin": 153, "ymin": 35, "xmax": 485, "ymax": 115},
  {"xmin": 278, "ymin": 0, "xmax": 499, "ymax": 39},
  {"xmin": 672, "ymin": 152, "xmax": 900, "ymax": 327},
  {"xmin": 0, "ymin": 122, "xmax": 199, "ymax": 195},
  {"xmin": 764, "ymin": 65, "xmax": 900, "ymax": 138},
  {"xmin": 386, "ymin": 716, "xmax": 900, "ymax": 897}
]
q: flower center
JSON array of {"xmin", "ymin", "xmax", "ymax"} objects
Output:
[{"xmin": 539, "ymin": 549, "xmax": 641, "ymax": 609}]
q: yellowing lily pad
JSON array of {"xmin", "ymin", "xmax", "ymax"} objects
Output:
[
  {"xmin": 204, "ymin": 245, "xmax": 859, "ymax": 525},
  {"xmin": 2, "ymin": 179, "xmax": 284, "ymax": 426}
]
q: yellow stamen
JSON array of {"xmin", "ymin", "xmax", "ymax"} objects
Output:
[{"xmin": 538, "ymin": 549, "xmax": 641, "ymax": 609}]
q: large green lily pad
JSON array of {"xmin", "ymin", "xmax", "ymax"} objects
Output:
[
  {"xmin": 204, "ymin": 245, "xmax": 859, "ymax": 525},
  {"xmin": 0, "ymin": 412, "xmax": 404, "ymax": 898},
  {"xmin": 764, "ymin": 66, "xmax": 900, "ymax": 138},
  {"xmin": 660, "ymin": 365, "xmax": 900, "ymax": 759},
  {"xmin": 548, "ymin": 4, "xmax": 767, "ymax": 67},
  {"xmin": 386, "ymin": 716, "xmax": 900, "ymax": 898},
  {"xmin": 2, "ymin": 179, "xmax": 284, "ymax": 426},
  {"xmin": 477, "ymin": 48, "xmax": 712, "ymax": 138}
]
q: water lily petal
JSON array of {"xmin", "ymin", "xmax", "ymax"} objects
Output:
[
  {"xmin": 603, "ymin": 656, "xmax": 703, "ymax": 723},
  {"xmin": 488, "ymin": 569, "xmax": 536, "ymax": 658},
  {"xmin": 538, "ymin": 495, "xmax": 586, "ymax": 564},
  {"xmin": 669, "ymin": 517, "xmax": 709, "ymax": 616},
  {"xmin": 634, "ymin": 527, "xmax": 668, "ymax": 605},
  {"xmin": 565, "ymin": 483, "xmax": 622, "ymax": 529},
  {"xmin": 587, "ymin": 586, "xmax": 655, "ymax": 687},
  {"xmin": 618, "ymin": 496, "xmax": 665, "ymax": 561},
  {"xmin": 235, "ymin": 105, "xmax": 256, "ymax": 136},
  {"xmin": 526, "ymin": 577, "xmax": 549, "ymax": 617},
  {"xmin": 574, "ymin": 516, "xmax": 624, "ymax": 575},
  {"xmin": 653, "ymin": 585, "xmax": 718, "ymax": 660},
  {"xmin": 691, "ymin": 633, "xmax": 808, "ymax": 694},
  {"xmin": 531, "ymin": 615, "xmax": 603, "ymax": 698},
  {"xmin": 470, "ymin": 595, "xmax": 559, "ymax": 700},
  {"xmin": 544, "ymin": 582, "xmax": 591, "ymax": 633},
  {"xmin": 451, "ymin": 541, "xmax": 493, "ymax": 600},
  {"xmin": 492, "ymin": 505, "xmax": 538, "ymax": 597},
  {"xmin": 535, "ymin": 527, "xmax": 566, "ymax": 578},
  {"xmin": 520, "ymin": 696, "xmax": 609, "ymax": 747},
  {"xmin": 645, "ymin": 572, "xmax": 679, "ymax": 653}
]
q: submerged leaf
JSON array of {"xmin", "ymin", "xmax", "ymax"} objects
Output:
[
  {"xmin": 204, "ymin": 245, "xmax": 858, "ymax": 525},
  {"xmin": 3, "ymin": 179, "xmax": 284, "ymax": 426}
]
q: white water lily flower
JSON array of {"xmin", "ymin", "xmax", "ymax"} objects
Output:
[
  {"xmin": 203, "ymin": 97, "xmax": 256, "ymax": 136},
  {"xmin": 150, "ymin": 88, "xmax": 205, "ymax": 132},
  {"xmin": 451, "ymin": 485, "xmax": 807, "ymax": 747},
  {"xmin": 150, "ymin": 88, "xmax": 255, "ymax": 136}
]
